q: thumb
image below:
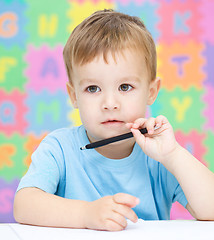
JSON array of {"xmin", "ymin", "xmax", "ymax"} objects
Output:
[{"xmin": 131, "ymin": 128, "xmax": 146, "ymax": 150}]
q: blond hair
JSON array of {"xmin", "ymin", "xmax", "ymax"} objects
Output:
[{"xmin": 63, "ymin": 9, "xmax": 156, "ymax": 82}]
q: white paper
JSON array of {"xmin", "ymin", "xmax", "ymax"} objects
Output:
[
  {"xmin": 0, "ymin": 224, "xmax": 20, "ymax": 240},
  {"xmin": 8, "ymin": 220, "xmax": 214, "ymax": 240}
]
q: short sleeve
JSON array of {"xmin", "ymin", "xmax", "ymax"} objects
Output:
[
  {"xmin": 172, "ymin": 184, "xmax": 188, "ymax": 208},
  {"xmin": 17, "ymin": 134, "xmax": 64, "ymax": 194},
  {"xmin": 165, "ymin": 168, "xmax": 188, "ymax": 208}
]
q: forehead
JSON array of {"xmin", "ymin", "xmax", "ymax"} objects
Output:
[{"xmin": 73, "ymin": 48, "xmax": 148, "ymax": 79}]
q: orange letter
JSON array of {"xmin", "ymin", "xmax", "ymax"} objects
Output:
[{"xmin": 0, "ymin": 12, "xmax": 18, "ymax": 38}]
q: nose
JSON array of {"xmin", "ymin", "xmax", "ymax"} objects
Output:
[{"xmin": 102, "ymin": 94, "xmax": 120, "ymax": 111}]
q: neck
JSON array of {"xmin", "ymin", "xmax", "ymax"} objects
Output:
[{"xmin": 94, "ymin": 138, "xmax": 136, "ymax": 159}]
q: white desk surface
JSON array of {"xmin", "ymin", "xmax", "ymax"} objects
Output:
[{"xmin": 1, "ymin": 220, "xmax": 214, "ymax": 240}]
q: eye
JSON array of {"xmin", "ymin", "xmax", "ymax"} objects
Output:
[
  {"xmin": 86, "ymin": 85, "xmax": 100, "ymax": 93},
  {"xmin": 119, "ymin": 84, "xmax": 133, "ymax": 92}
]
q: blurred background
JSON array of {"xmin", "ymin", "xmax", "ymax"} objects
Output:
[{"xmin": 0, "ymin": 0, "xmax": 214, "ymax": 223}]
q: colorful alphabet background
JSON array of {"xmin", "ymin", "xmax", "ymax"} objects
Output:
[{"xmin": 0, "ymin": 0, "xmax": 214, "ymax": 223}]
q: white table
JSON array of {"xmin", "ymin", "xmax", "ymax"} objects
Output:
[{"xmin": 1, "ymin": 220, "xmax": 214, "ymax": 240}]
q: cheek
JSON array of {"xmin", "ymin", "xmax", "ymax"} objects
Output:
[
  {"xmin": 124, "ymin": 102, "xmax": 147, "ymax": 121},
  {"xmin": 77, "ymin": 101, "xmax": 97, "ymax": 125}
]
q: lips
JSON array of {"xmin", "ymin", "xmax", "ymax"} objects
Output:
[{"xmin": 101, "ymin": 120, "xmax": 124, "ymax": 125}]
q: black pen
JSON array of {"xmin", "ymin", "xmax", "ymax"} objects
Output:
[{"xmin": 80, "ymin": 128, "xmax": 148, "ymax": 150}]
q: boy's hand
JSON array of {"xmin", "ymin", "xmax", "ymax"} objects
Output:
[
  {"xmin": 84, "ymin": 193, "xmax": 139, "ymax": 231},
  {"xmin": 127, "ymin": 115, "xmax": 179, "ymax": 166}
]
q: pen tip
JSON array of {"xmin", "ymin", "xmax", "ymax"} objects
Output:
[{"xmin": 80, "ymin": 146, "xmax": 86, "ymax": 150}]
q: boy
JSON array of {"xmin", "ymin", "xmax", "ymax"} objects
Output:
[{"xmin": 14, "ymin": 9, "xmax": 214, "ymax": 231}]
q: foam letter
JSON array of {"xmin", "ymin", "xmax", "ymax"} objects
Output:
[
  {"xmin": 0, "ymin": 145, "xmax": 15, "ymax": 169},
  {"xmin": 40, "ymin": 57, "xmax": 59, "ymax": 78},
  {"xmin": 0, "ymin": 12, "xmax": 18, "ymax": 38},
  {"xmin": 171, "ymin": 56, "xmax": 189, "ymax": 77},
  {"xmin": 0, "ymin": 57, "xmax": 17, "ymax": 82},
  {"xmin": 171, "ymin": 96, "xmax": 192, "ymax": 122},
  {"xmin": 38, "ymin": 14, "xmax": 58, "ymax": 37},
  {"xmin": 37, "ymin": 101, "xmax": 59, "ymax": 124},
  {"xmin": 174, "ymin": 11, "xmax": 191, "ymax": 35},
  {"xmin": 0, "ymin": 189, "xmax": 14, "ymax": 213},
  {"xmin": 0, "ymin": 101, "xmax": 16, "ymax": 124}
]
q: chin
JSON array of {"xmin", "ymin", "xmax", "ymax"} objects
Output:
[
  {"xmin": 86, "ymin": 125, "xmax": 129, "ymax": 142},
  {"xmin": 99, "ymin": 129, "xmax": 129, "ymax": 140}
]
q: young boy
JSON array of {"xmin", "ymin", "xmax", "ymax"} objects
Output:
[{"xmin": 14, "ymin": 9, "xmax": 214, "ymax": 231}]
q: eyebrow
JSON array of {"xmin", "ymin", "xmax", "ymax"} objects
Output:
[
  {"xmin": 79, "ymin": 76, "xmax": 141, "ymax": 85},
  {"xmin": 79, "ymin": 78, "xmax": 98, "ymax": 86},
  {"xmin": 119, "ymin": 76, "xmax": 141, "ymax": 83}
]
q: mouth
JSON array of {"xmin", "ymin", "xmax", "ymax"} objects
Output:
[{"xmin": 101, "ymin": 120, "xmax": 124, "ymax": 125}]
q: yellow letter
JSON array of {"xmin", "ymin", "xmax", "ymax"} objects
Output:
[
  {"xmin": 0, "ymin": 57, "xmax": 17, "ymax": 82},
  {"xmin": 171, "ymin": 96, "xmax": 192, "ymax": 122},
  {"xmin": 38, "ymin": 14, "xmax": 58, "ymax": 37}
]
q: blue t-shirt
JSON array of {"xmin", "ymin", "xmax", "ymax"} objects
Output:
[{"xmin": 17, "ymin": 125, "xmax": 188, "ymax": 220}]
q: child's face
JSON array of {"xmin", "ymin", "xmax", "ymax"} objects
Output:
[{"xmin": 67, "ymin": 48, "xmax": 160, "ymax": 143}]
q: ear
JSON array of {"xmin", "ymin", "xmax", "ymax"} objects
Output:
[
  {"xmin": 66, "ymin": 82, "xmax": 78, "ymax": 108},
  {"xmin": 147, "ymin": 77, "xmax": 161, "ymax": 105}
]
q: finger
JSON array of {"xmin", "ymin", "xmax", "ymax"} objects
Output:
[
  {"xmin": 126, "ymin": 122, "xmax": 133, "ymax": 129},
  {"xmin": 131, "ymin": 128, "xmax": 146, "ymax": 149},
  {"xmin": 105, "ymin": 219, "xmax": 125, "ymax": 231},
  {"xmin": 113, "ymin": 203, "xmax": 138, "ymax": 223},
  {"xmin": 155, "ymin": 115, "xmax": 168, "ymax": 128},
  {"xmin": 109, "ymin": 211, "xmax": 128, "ymax": 228},
  {"xmin": 132, "ymin": 118, "xmax": 147, "ymax": 129},
  {"xmin": 113, "ymin": 193, "xmax": 140, "ymax": 208},
  {"xmin": 144, "ymin": 117, "xmax": 156, "ymax": 135}
]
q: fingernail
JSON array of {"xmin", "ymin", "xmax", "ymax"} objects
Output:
[{"xmin": 154, "ymin": 125, "xmax": 160, "ymax": 130}]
